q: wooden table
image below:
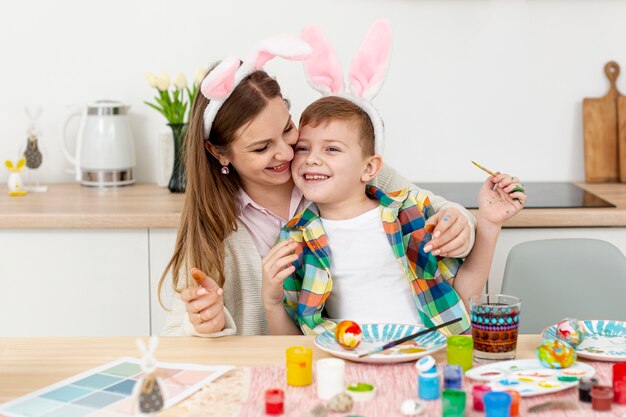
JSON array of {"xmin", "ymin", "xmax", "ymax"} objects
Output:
[{"xmin": 0, "ymin": 335, "xmax": 544, "ymax": 403}]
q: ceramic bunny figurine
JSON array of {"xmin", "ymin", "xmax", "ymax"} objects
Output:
[
  {"xmin": 5, "ymin": 159, "xmax": 27, "ymax": 196},
  {"xmin": 132, "ymin": 337, "xmax": 167, "ymax": 415}
]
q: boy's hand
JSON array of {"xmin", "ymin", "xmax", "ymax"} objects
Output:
[
  {"xmin": 424, "ymin": 207, "xmax": 471, "ymax": 257},
  {"xmin": 181, "ymin": 268, "xmax": 225, "ymax": 334},
  {"xmin": 262, "ymin": 239, "xmax": 298, "ymax": 309},
  {"xmin": 478, "ymin": 173, "xmax": 526, "ymax": 225}
]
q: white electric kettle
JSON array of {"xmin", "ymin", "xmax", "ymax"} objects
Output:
[{"xmin": 61, "ymin": 100, "xmax": 136, "ymax": 187}]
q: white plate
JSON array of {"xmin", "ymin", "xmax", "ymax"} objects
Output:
[
  {"xmin": 542, "ymin": 320, "xmax": 626, "ymax": 362},
  {"xmin": 465, "ymin": 359, "xmax": 596, "ymax": 397},
  {"xmin": 314, "ymin": 323, "xmax": 446, "ymax": 364}
]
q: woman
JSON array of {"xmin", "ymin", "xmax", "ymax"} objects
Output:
[{"xmin": 159, "ymin": 42, "xmax": 475, "ymax": 337}]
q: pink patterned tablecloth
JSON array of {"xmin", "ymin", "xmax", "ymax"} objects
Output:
[{"xmin": 238, "ymin": 360, "xmax": 626, "ymax": 417}]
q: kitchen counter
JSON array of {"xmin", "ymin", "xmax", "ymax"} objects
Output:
[{"xmin": 1, "ymin": 182, "xmax": 626, "ymax": 228}]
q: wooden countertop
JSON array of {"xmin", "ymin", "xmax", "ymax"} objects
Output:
[
  {"xmin": 0, "ymin": 335, "xmax": 543, "ymax": 403},
  {"xmin": 1, "ymin": 182, "xmax": 626, "ymax": 229}
]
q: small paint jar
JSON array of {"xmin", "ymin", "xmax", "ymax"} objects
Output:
[
  {"xmin": 579, "ymin": 377, "xmax": 599, "ymax": 402},
  {"xmin": 418, "ymin": 365, "xmax": 440, "ymax": 400},
  {"xmin": 503, "ymin": 390, "xmax": 520, "ymax": 416},
  {"xmin": 442, "ymin": 389, "xmax": 466, "ymax": 417},
  {"xmin": 346, "ymin": 382, "xmax": 376, "ymax": 402},
  {"xmin": 591, "ymin": 385, "xmax": 614, "ymax": 411},
  {"xmin": 484, "ymin": 391, "xmax": 512, "ymax": 417},
  {"xmin": 315, "ymin": 358, "xmax": 345, "ymax": 400},
  {"xmin": 447, "ymin": 335, "xmax": 474, "ymax": 372},
  {"xmin": 614, "ymin": 363, "xmax": 626, "ymax": 404},
  {"xmin": 264, "ymin": 388, "xmax": 284, "ymax": 415},
  {"xmin": 443, "ymin": 364, "xmax": 463, "ymax": 390},
  {"xmin": 285, "ymin": 346, "xmax": 313, "ymax": 386},
  {"xmin": 472, "ymin": 384, "xmax": 492, "ymax": 411}
]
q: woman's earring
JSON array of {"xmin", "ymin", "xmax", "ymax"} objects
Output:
[{"xmin": 221, "ymin": 165, "xmax": 230, "ymax": 175}]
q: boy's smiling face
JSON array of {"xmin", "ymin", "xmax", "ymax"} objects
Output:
[{"xmin": 292, "ymin": 119, "xmax": 378, "ymax": 211}]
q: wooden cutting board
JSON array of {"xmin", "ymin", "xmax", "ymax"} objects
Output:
[
  {"xmin": 617, "ymin": 95, "xmax": 626, "ymax": 182},
  {"xmin": 583, "ymin": 61, "xmax": 621, "ymax": 183}
]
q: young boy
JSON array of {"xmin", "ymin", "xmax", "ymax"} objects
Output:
[{"xmin": 262, "ymin": 96, "xmax": 526, "ymax": 336}]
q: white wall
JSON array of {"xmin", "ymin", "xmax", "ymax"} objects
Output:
[{"xmin": 3, "ymin": 0, "xmax": 626, "ymax": 185}]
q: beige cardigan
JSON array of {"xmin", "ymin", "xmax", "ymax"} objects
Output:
[{"xmin": 161, "ymin": 165, "xmax": 476, "ymax": 337}]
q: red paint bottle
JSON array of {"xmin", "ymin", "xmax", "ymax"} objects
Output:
[
  {"xmin": 265, "ymin": 388, "xmax": 284, "ymax": 415},
  {"xmin": 472, "ymin": 385, "xmax": 491, "ymax": 411},
  {"xmin": 591, "ymin": 385, "xmax": 613, "ymax": 411},
  {"xmin": 614, "ymin": 363, "xmax": 626, "ymax": 404}
]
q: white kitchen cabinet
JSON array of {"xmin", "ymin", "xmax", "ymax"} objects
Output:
[
  {"xmin": 148, "ymin": 228, "xmax": 178, "ymax": 335},
  {"xmin": 0, "ymin": 229, "xmax": 150, "ymax": 336},
  {"xmin": 488, "ymin": 228, "xmax": 626, "ymax": 293}
]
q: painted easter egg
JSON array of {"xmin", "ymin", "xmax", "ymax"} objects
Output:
[
  {"xmin": 334, "ymin": 320, "xmax": 362, "ymax": 350},
  {"xmin": 555, "ymin": 318, "xmax": 586, "ymax": 348},
  {"xmin": 537, "ymin": 339, "xmax": 576, "ymax": 369}
]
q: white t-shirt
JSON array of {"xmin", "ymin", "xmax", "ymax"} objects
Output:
[{"xmin": 320, "ymin": 206, "xmax": 422, "ymax": 325}]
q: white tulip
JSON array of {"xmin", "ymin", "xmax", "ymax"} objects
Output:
[
  {"xmin": 195, "ymin": 67, "xmax": 208, "ymax": 85},
  {"xmin": 145, "ymin": 72, "xmax": 158, "ymax": 88},
  {"xmin": 174, "ymin": 73, "xmax": 188, "ymax": 89},
  {"xmin": 156, "ymin": 72, "xmax": 170, "ymax": 91}
]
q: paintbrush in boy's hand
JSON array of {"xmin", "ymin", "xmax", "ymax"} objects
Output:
[
  {"xmin": 471, "ymin": 160, "xmax": 523, "ymax": 205},
  {"xmin": 357, "ymin": 317, "xmax": 463, "ymax": 358}
]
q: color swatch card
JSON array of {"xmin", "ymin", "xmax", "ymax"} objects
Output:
[{"xmin": 0, "ymin": 358, "xmax": 233, "ymax": 417}]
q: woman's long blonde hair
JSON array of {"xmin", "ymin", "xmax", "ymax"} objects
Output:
[{"xmin": 158, "ymin": 70, "xmax": 284, "ymax": 307}]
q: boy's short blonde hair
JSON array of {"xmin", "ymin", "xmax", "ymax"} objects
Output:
[{"xmin": 299, "ymin": 96, "xmax": 375, "ymax": 157}]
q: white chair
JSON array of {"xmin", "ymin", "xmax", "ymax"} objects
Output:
[{"xmin": 501, "ymin": 238, "xmax": 626, "ymax": 334}]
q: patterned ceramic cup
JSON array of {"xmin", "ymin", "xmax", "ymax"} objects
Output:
[{"xmin": 470, "ymin": 294, "xmax": 521, "ymax": 362}]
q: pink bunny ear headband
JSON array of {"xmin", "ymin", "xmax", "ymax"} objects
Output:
[
  {"xmin": 301, "ymin": 20, "xmax": 392, "ymax": 156},
  {"xmin": 200, "ymin": 35, "xmax": 312, "ymax": 140}
]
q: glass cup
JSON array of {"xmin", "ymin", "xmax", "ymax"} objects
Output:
[{"xmin": 470, "ymin": 294, "xmax": 521, "ymax": 362}]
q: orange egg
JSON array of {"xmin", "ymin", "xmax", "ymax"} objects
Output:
[{"xmin": 334, "ymin": 320, "xmax": 363, "ymax": 350}]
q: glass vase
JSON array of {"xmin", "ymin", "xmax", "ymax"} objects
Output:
[{"xmin": 167, "ymin": 123, "xmax": 187, "ymax": 193}]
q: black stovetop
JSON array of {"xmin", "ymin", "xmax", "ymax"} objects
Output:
[{"xmin": 415, "ymin": 182, "xmax": 615, "ymax": 209}]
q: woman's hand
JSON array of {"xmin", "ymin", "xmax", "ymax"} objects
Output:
[
  {"xmin": 424, "ymin": 207, "xmax": 472, "ymax": 257},
  {"xmin": 180, "ymin": 268, "xmax": 225, "ymax": 334},
  {"xmin": 262, "ymin": 239, "xmax": 298, "ymax": 309},
  {"xmin": 478, "ymin": 173, "xmax": 527, "ymax": 225}
]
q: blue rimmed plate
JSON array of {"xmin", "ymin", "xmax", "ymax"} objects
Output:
[
  {"xmin": 542, "ymin": 320, "xmax": 626, "ymax": 362},
  {"xmin": 314, "ymin": 323, "xmax": 446, "ymax": 364}
]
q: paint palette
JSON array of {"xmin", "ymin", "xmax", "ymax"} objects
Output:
[
  {"xmin": 543, "ymin": 319, "xmax": 626, "ymax": 362},
  {"xmin": 465, "ymin": 359, "xmax": 596, "ymax": 397},
  {"xmin": 315, "ymin": 323, "xmax": 446, "ymax": 364},
  {"xmin": 0, "ymin": 358, "xmax": 233, "ymax": 417}
]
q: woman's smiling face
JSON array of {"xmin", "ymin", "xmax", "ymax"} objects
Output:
[{"xmin": 227, "ymin": 96, "xmax": 298, "ymax": 192}]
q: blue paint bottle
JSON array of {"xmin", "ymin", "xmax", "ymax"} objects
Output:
[
  {"xmin": 416, "ymin": 356, "xmax": 440, "ymax": 400},
  {"xmin": 443, "ymin": 364, "xmax": 463, "ymax": 390}
]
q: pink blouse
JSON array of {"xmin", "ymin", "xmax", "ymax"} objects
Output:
[{"xmin": 237, "ymin": 187, "xmax": 307, "ymax": 257}]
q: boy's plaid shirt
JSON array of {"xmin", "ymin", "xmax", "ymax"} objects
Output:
[{"xmin": 279, "ymin": 185, "xmax": 471, "ymax": 336}]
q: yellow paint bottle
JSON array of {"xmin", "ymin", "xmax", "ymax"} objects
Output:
[{"xmin": 286, "ymin": 346, "xmax": 312, "ymax": 386}]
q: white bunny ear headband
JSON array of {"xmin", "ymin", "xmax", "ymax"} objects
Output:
[
  {"xmin": 200, "ymin": 35, "xmax": 312, "ymax": 140},
  {"xmin": 301, "ymin": 20, "xmax": 392, "ymax": 156}
]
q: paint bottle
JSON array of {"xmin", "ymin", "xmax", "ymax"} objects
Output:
[
  {"xmin": 315, "ymin": 358, "xmax": 345, "ymax": 400},
  {"xmin": 472, "ymin": 385, "xmax": 492, "ymax": 411},
  {"xmin": 483, "ymin": 391, "xmax": 512, "ymax": 417},
  {"xmin": 579, "ymin": 377, "xmax": 599, "ymax": 402},
  {"xmin": 442, "ymin": 389, "xmax": 466, "ymax": 417},
  {"xmin": 591, "ymin": 385, "xmax": 614, "ymax": 411},
  {"xmin": 503, "ymin": 390, "xmax": 520, "ymax": 416},
  {"xmin": 443, "ymin": 364, "xmax": 463, "ymax": 390},
  {"xmin": 285, "ymin": 346, "xmax": 312, "ymax": 386},
  {"xmin": 418, "ymin": 365, "xmax": 440, "ymax": 400},
  {"xmin": 264, "ymin": 388, "xmax": 284, "ymax": 415},
  {"xmin": 614, "ymin": 363, "xmax": 626, "ymax": 404},
  {"xmin": 447, "ymin": 335, "xmax": 474, "ymax": 372}
]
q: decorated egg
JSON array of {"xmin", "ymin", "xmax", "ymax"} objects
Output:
[
  {"xmin": 537, "ymin": 339, "xmax": 576, "ymax": 369},
  {"xmin": 334, "ymin": 320, "xmax": 362, "ymax": 350},
  {"xmin": 555, "ymin": 318, "xmax": 586, "ymax": 348}
]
